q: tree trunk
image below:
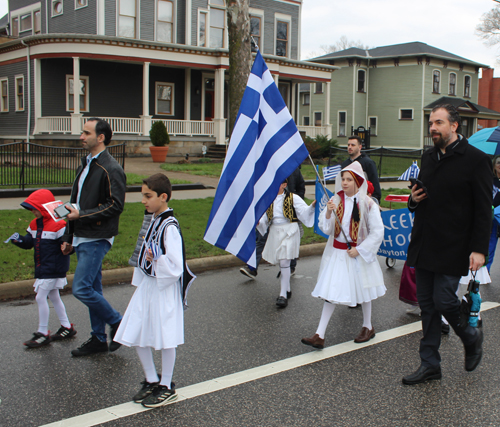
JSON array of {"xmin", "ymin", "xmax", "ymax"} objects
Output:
[{"xmin": 227, "ymin": 0, "xmax": 252, "ymax": 134}]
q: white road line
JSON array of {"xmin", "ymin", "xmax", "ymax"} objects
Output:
[{"xmin": 40, "ymin": 301, "xmax": 500, "ymax": 427}]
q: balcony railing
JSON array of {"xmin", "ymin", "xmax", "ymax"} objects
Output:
[
  {"xmin": 83, "ymin": 117, "xmax": 143, "ymax": 134},
  {"xmin": 297, "ymin": 125, "xmax": 332, "ymax": 138},
  {"xmin": 153, "ymin": 119, "xmax": 215, "ymax": 136},
  {"xmin": 36, "ymin": 117, "xmax": 72, "ymax": 134}
]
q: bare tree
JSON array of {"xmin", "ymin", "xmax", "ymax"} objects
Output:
[
  {"xmin": 476, "ymin": 5, "xmax": 500, "ymax": 46},
  {"xmin": 308, "ymin": 35, "xmax": 369, "ymax": 58},
  {"xmin": 227, "ymin": 0, "xmax": 252, "ymax": 133}
]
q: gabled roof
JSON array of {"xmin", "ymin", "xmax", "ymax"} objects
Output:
[
  {"xmin": 310, "ymin": 41, "xmax": 487, "ymax": 68},
  {"xmin": 424, "ymin": 96, "xmax": 500, "ymax": 117}
]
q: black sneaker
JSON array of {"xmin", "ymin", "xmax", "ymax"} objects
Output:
[
  {"xmin": 24, "ymin": 332, "xmax": 51, "ymax": 348},
  {"xmin": 133, "ymin": 379, "xmax": 160, "ymax": 403},
  {"xmin": 50, "ymin": 324, "xmax": 77, "ymax": 341},
  {"xmin": 276, "ymin": 296, "xmax": 288, "ymax": 308},
  {"xmin": 109, "ymin": 320, "xmax": 122, "ymax": 352},
  {"xmin": 141, "ymin": 384, "xmax": 178, "ymax": 408},
  {"xmin": 71, "ymin": 335, "xmax": 108, "ymax": 357},
  {"xmin": 240, "ymin": 267, "xmax": 257, "ymax": 279}
]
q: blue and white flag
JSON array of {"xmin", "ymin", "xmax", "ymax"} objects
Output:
[
  {"xmin": 322, "ymin": 164, "xmax": 341, "ymax": 182},
  {"xmin": 314, "ymin": 177, "xmax": 333, "ymax": 239},
  {"xmin": 204, "ymin": 51, "xmax": 309, "ymax": 268},
  {"xmin": 377, "ymin": 208, "xmax": 414, "ymax": 260},
  {"xmin": 398, "ymin": 161, "xmax": 420, "ymax": 181}
]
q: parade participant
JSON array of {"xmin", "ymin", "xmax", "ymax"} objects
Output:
[
  {"xmin": 114, "ymin": 174, "xmax": 195, "ymax": 408},
  {"xmin": 61, "ymin": 118, "xmax": 126, "ymax": 357},
  {"xmin": 9, "ymin": 189, "xmax": 76, "ymax": 348},
  {"xmin": 403, "ymin": 104, "xmax": 491, "ymax": 385},
  {"xmin": 301, "ymin": 161, "xmax": 385, "ymax": 349},
  {"xmin": 257, "ymin": 178, "xmax": 315, "ymax": 308}
]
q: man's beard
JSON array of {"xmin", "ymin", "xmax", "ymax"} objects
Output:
[{"xmin": 432, "ymin": 133, "xmax": 448, "ymax": 150}]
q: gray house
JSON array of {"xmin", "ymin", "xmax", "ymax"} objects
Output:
[{"xmin": 0, "ymin": 0, "xmax": 335, "ymax": 155}]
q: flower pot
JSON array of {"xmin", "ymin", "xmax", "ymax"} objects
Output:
[{"xmin": 149, "ymin": 146, "xmax": 169, "ymax": 163}]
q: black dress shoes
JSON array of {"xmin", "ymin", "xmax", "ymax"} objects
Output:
[
  {"xmin": 465, "ymin": 328, "xmax": 483, "ymax": 372},
  {"xmin": 276, "ymin": 296, "xmax": 288, "ymax": 308},
  {"xmin": 402, "ymin": 365, "xmax": 442, "ymax": 385}
]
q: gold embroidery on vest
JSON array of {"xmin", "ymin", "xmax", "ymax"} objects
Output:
[{"xmin": 266, "ymin": 192, "xmax": 296, "ymax": 223}]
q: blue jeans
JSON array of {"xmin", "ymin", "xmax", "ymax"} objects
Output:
[{"xmin": 73, "ymin": 240, "xmax": 122, "ymax": 342}]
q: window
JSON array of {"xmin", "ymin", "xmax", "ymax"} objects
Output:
[
  {"xmin": 157, "ymin": 0, "xmax": 173, "ymax": 43},
  {"xmin": 156, "ymin": 82, "xmax": 174, "ymax": 115},
  {"xmin": 315, "ymin": 82, "xmax": 323, "ymax": 94},
  {"xmin": 303, "ymin": 93, "xmax": 310, "ymax": 106},
  {"xmin": 118, "ymin": 0, "xmax": 137, "ymax": 38},
  {"xmin": 20, "ymin": 14, "xmax": 32, "ymax": 32},
  {"xmin": 11, "ymin": 17, "xmax": 19, "ymax": 37},
  {"xmin": 338, "ymin": 111, "xmax": 346, "ymax": 136},
  {"xmin": 449, "ymin": 73, "xmax": 456, "ymax": 96},
  {"xmin": 303, "ymin": 116, "xmax": 310, "ymax": 126},
  {"xmin": 250, "ymin": 16, "xmax": 261, "ymax": 52},
  {"xmin": 0, "ymin": 78, "xmax": 8, "ymax": 112},
  {"xmin": 358, "ymin": 69, "xmax": 366, "ymax": 92},
  {"xmin": 314, "ymin": 112, "xmax": 322, "ymax": 127},
  {"xmin": 75, "ymin": 0, "xmax": 88, "ymax": 9},
  {"xmin": 464, "ymin": 75, "xmax": 471, "ymax": 98},
  {"xmin": 52, "ymin": 0, "xmax": 63, "ymax": 17},
  {"xmin": 66, "ymin": 75, "xmax": 89, "ymax": 112},
  {"xmin": 400, "ymin": 109, "xmax": 413, "ymax": 120},
  {"xmin": 369, "ymin": 116, "xmax": 377, "ymax": 136},
  {"xmin": 199, "ymin": 11, "xmax": 207, "ymax": 47},
  {"xmin": 210, "ymin": 7, "xmax": 225, "ymax": 48},
  {"xmin": 432, "ymin": 70, "xmax": 440, "ymax": 93},
  {"xmin": 15, "ymin": 76, "xmax": 24, "ymax": 112},
  {"xmin": 276, "ymin": 20, "xmax": 288, "ymax": 57},
  {"xmin": 34, "ymin": 10, "xmax": 41, "ymax": 34}
]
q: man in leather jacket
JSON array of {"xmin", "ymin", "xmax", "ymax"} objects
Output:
[{"xmin": 61, "ymin": 118, "xmax": 126, "ymax": 357}]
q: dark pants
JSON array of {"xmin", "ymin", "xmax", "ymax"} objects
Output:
[{"xmin": 416, "ymin": 268, "xmax": 478, "ymax": 367}]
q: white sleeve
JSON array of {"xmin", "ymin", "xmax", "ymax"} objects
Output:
[
  {"xmin": 256, "ymin": 211, "xmax": 269, "ymax": 236},
  {"xmin": 356, "ymin": 204, "xmax": 384, "ymax": 264},
  {"xmin": 318, "ymin": 206, "xmax": 335, "ymax": 235},
  {"xmin": 155, "ymin": 225, "xmax": 184, "ymax": 291},
  {"xmin": 292, "ymin": 195, "xmax": 316, "ymax": 228}
]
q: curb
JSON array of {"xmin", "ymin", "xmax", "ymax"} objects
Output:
[{"xmin": 0, "ymin": 242, "xmax": 327, "ymax": 301}]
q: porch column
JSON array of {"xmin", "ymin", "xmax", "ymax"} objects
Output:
[
  {"xmin": 273, "ymin": 73, "xmax": 279, "ymax": 86},
  {"xmin": 33, "ymin": 58, "xmax": 42, "ymax": 134},
  {"xmin": 213, "ymin": 67, "xmax": 225, "ymax": 145},
  {"xmin": 185, "ymin": 69, "xmax": 191, "ymax": 120},
  {"xmin": 291, "ymin": 82, "xmax": 297, "ymax": 122},
  {"xmin": 140, "ymin": 62, "xmax": 152, "ymax": 136},
  {"xmin": 185, "ymin": 0, "xmax": 192, "ymax": 45},
  {"xmin": 324, "ymin": 81, "xmax": 331, "ymax": 138},
  {"xmin": 71, "ymin": 57, "xmax": 82, "ymax": 135}
]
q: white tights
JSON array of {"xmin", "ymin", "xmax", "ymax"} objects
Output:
[
  {"xmin": 135, "ymin": 347, "xmax": 176, "ymax": 387},
  {"xmin": 279, "ymin": 259, "xmax": 291, "ymax": 298},
  {"xmin": 315, "ymin": 301, "xmax": 373, "ymax": 339},
  {"xmin": 35, "ymin": 288, "xmax": 71, "ymax": 335}
]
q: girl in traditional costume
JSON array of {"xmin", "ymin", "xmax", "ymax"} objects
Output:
[{"xmin": 302, "ymin": 161, "xmax": 386, "ymax": 348}]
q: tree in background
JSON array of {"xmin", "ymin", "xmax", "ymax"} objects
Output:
[
  {"xmin": 308, "ymin": 35, "xmax": 370, "ymax": 59},
  {"xmin": 476, "ymin": 5, "xmax": 500, "ymax": 48},
  {"xmin": 227, "ymin": 0, "xmax": 252, "ymax": 134}
]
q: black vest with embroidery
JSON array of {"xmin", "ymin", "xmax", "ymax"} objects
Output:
[{"xmin": 266, "ymin": 189, "xmax": 298, "ymax": 223}]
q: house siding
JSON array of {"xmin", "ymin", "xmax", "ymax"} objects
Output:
[
  {"xmin": 0, "ymin": 61, "xmax": 30, "ymax": 136},
  {"xmin": 105, "ymin": 1, "xmax": 117, "ymax": 36},
  {"xmin": 149, "ymin": 65, "xmax": 185, "ymax": 119},
  {"xmin": 140, "ymin": 0, "xmax": 155, "ymax": 41},
  {"xmin": 191, "ymin": 0, "xmax": 208, "ymax": 47},
  {"xmin": 177, "ymin": 0, "xmax": 186, "ymax": 45},
  {"xmin": 47, "ymin": 1, "xmax": 97, "ymax": 34}
]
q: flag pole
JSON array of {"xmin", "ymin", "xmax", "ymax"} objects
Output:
[{"xmin": 307, "ymin": 154, "xmax": 351, "ymax": 249}]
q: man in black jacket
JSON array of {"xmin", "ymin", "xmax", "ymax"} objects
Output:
[
  {"xmin": 403, "ymin": 104, "xmax": 491, "ymax": 385},
  {"xmin": 61, "ymin": 118, "xmax": 126, "ymax": 357},
  {"xmin": 341, "ymin": 135, "xmax": 381, "ymax": 202}
]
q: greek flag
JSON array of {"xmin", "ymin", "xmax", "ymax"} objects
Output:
[
  {"xmin": 204, "ymin": 51, "xmax": 309, "ymax": 268},
  {"xmin": 322, "ymin": 164, "xmax": 341, "ymax": 182},
  {"xmin": 398, "ymin": 161, "xmax": 420, "ymax": 181}
]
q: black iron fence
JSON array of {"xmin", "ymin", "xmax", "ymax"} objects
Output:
[
  {"xmin": 329, "ymin": 146, "xmax": 427, "ymax": 178},
  {"xmin": 0, "ymin": 142, "xmax": 126, "ymax": 190}
]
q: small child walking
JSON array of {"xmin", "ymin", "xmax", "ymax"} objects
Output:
[
  {"xmin": 114, "ymin": 174, "xmax": 195, "ymax": 408},
  {"xmin": 9, "ymin": 189, "xmax": 76, "ymax": 348}
]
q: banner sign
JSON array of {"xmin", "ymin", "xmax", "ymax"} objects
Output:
[{"xmin": 377, "ymin": 208, "xmax": 414, "ymax": 260}]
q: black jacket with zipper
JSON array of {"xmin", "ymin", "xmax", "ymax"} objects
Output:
[{"xmin": 62, "ymin": 149, "xmax": 126, "ymax": 242}]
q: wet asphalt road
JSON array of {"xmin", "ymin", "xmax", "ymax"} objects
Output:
[{"xmin": 1, "ymin": 255, "xmax": 500, "ymax": 427}]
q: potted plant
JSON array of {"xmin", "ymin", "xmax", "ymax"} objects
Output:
[{"xmin": 149, "ymin": 120, "xmax": 170, "ymax": 163}]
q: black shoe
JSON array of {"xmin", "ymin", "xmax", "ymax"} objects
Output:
[
  {"xmin": 109, "ymin": 320, "xmax": 122, "ymax": 352},
  {"xmin": 465, "ymin": 328, "xmax": 483, "ymax": 372},
  {"xmin": 287, "ymin": 291, "xmax": 292, "ymax": 299},
  {"xmin": 24, "ymin": 332, "xmax": 51, "ymax": 348},
  {"xmin": 441, "ymin": 321, "xmax": 450, "ymax": 335},
  {"xmin": 50, "ymin": 324, "xmax": 77, "ymax": 341},
  {"xmin": 276, "ymin": 296, "xmax": 288, "ymax": 308},
  {"xmin": 141, "ymin": 384, "xmax": 178, "ymax": 408},
  {"xmin": 133, "ymin": 379, "xmax": 160, "ymax": 403},
  {"xmin": 402, "ymin": 365, "xmax": 442, "ymax": 385},
  {"xmin": 71, "ymin": 336, "xmax": 108, "ymax": 357},
  {"xmin": 240, "ymin": 267, "xmax": 257, "ymax": 279}
]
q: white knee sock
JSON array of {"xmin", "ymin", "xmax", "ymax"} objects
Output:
[
  {"xmin": 361, "ymin": 301, "xmax": 372, "ymax": 329},
  {"xmin": 160, "ymin": 348, "xmax": 176, "ymax": 388},
  {"xmin": 315, "ymin": 302, "xmax": 336, "ymax": 339},
  {"xmin": 48, "ymin": 289, "xmax": 71, "ymax": 329},
  {"xmin": 35, "ymin": 288, "xmax": 51, "ymax": 335},
  {"xmin": 135, "ymin": 347, "xmax": 160, "ymax": 383},
  {"xmin": 279, "ymin": 259, "xmax": 291, "ymax": 298}
]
